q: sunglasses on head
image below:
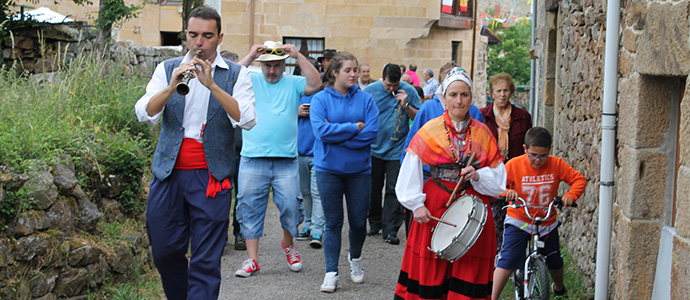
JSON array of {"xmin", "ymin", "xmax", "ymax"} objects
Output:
[{"xmin": 264, "ymin": 48, "xmax": 285, "ymax": 55}]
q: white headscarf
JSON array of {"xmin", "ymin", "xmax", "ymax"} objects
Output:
[{"xmin": 435, "ymin": 67, "xmax": 473, "ymax": 110}]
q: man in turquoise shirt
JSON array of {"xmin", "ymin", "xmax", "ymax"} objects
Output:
[
  {"xmin": 363, "ymin": 63, "xmax": 421, "ymax": 245},
  {"xmin": 235, "ymin": 41, "xmax": 321, "ymax": 277}
]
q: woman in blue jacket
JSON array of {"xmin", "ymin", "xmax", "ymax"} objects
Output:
[{"xmin": 310, "ymin": 51, "xmax": 379, "ymax": 293}]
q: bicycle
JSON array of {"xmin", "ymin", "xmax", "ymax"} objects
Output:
[{"xmin": 496, "ymin": 196, "xmax": 577, "ymax": 300}]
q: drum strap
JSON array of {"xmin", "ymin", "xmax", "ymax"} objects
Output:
[{"xmin": 431, "ymin": 178, "xmax": 471, "ymax": 197}]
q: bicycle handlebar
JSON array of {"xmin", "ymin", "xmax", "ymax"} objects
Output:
[{"xmin": 494, "ymin": 196, "xmax": 577, "ymax": 223}]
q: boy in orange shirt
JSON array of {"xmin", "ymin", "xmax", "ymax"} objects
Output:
[{"xmin": 491, "ymin": 127, "xmax": 586, "ymax": 299}]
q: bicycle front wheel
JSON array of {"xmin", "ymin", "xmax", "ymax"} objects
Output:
[
  {"xmin": 512, "ymin": 268, "xmax": 524, "ymax": 300},
  {"xmin": 526, "ymin": 257, "xmax": 550, "ymax": 300}
]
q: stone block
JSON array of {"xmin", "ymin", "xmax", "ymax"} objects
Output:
[
  {"xmin": 16, "ymin": 37, "xmax": 34, "ymax": 49},
  {"xmin": 330, "ymin": 16, "xmax": 374, "ymax": 27},
  {"xmin": 613, "ymin": 217, "xmax": 660, "ymax": 300},
  {"xmin": 378, "ymin": 5, "xmax": 408, "ymax": 17},
  {"xmin": 675, "ymin": 166, "xmax": 690, "ymax": 237},
  {"xmin": 543, "ymin": 79, "xmax": 555, "ymax": 105},
  {"xmin": 637, "ymin": 2, "xmax": 690, "ymax": 76},
  {"xmin": 671, "ymin": 236, "xmax": 690, "ymax": 300},
  {"xmin": 617, "ymin": 73, "xmax": 671, "ymax": 148},
  {"xmin": 406, "ymin": 6, "xmax": 427, "ymax": 18},
  {"xmin": 47, "ymin": 198, "xmax": 78, "ymax": 231},
  {"xmin": 14, "ymin": 235, "xmax": 51, "ymax": 261},
  {"xmin": 7, "ymin": 211, "xmax": 52, "ymax": 237},
  {"xmin": 615, "ymin": 146, "xmax": 667, "ymax": 219},
  {"xmin": 324, "ymin": 3, "xmax": 361, "ymax": 15},
  {"xmin": 29, "ymin": 269, "xmax": 58, "ymax": 298},
  {"xmin": 107, "ymin": 242, "xmax": 134, "ymax": 274},
  {"xmin": 623, "ymin": 0, "xmax": 646, "ymax": 29},
  {"xmin": 680, "ymin": 86, "xmax": 690, "ymax": 166},
  {"xmin": 0, "ymin": 238, "xmax": 12, "ymax": 267},
  {"xmin": 570, "ymin": 11, "xmax": 585, "ymax": 26},
  {"xmin": 221, "ymin": 1, "xmax": 248, "ymax": 14},
  {"xmin": 54, "ymin": 267, "xmax": 88, "ymax": 297},
  {"xmin": 618, "ymin": 49, "xmax": 633, "ymax": 79},
  {"xmin": 68, "ymin": 245, "xmax": 103, "ymax": 267},
  {"xmin": 621, "ymin": 28, "xmax": 639, "ymax": 53},
  {"xmin": 359, "ymin": 4, "xmax": 380, "ymax": 17}
]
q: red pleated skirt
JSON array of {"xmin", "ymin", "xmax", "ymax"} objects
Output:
[{"xmin": 395, "ymin": 179, "xmax": 496, "ymax": 300}]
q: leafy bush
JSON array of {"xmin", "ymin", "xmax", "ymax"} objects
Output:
[
  {"xmin": 0, "ymin": 53, "xmax": 156, "ymax": 218},
  {"xmin": 487, "ymin": 22, "xmax": 532, "ymax": 85}
]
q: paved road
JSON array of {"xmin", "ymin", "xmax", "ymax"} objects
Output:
[{"xmin": 219, "ymin": 202, "xmax": 407, "ymax": 299}]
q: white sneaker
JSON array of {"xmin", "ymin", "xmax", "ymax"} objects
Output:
[
  {"xmin": 348, "ymin": 253, "xmax": 364, "ymax": 283},
  {"xmin": 320, "ymin": 272, "xmax": 338, "ymax": 293}
]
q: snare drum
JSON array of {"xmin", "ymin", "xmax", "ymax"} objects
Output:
[{"xmin": 428, "ymin": 195, "xmax": 488, "ymax": 262}]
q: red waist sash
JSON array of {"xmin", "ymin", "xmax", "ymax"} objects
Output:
[{"xmin": 174, "ymin": 138, "xmax": 232, "ymax": 198}]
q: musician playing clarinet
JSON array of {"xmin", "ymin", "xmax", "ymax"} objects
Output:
[
  {"xmin": 134, "ymin": 7, "xmax": 256, "ymax": 300},
  {"xmin": 394, "ymin": 67, "xmax": 506, "ymax": 300}
]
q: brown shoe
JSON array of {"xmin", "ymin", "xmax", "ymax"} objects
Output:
[{"xmin": 234, "ymin": 235, "xmax": 247, "ymax": 251}]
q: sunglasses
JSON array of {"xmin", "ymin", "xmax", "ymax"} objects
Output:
[
  {"xmin": 527, "ymin": 153, "xmax": 549, "ymax": 160},
  {"xmin": 264, "ymin": 48, "xmax": 285, "ymax": 55}
]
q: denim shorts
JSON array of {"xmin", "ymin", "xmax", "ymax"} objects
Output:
[
  {"xmin": 496, "ymin": 224, "xmax": 564, "ymax": 270},
  {"xmin": 236, "ymin": 156, "xmax": 304, "ymax": 239}
]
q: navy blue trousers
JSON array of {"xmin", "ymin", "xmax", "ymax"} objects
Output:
[{"xmin": 146, "ymin": 169, "xmax": 231, "ymax": 300}]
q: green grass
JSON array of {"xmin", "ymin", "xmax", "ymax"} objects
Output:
[
  {"xmin": 0, "ymin": 52, "xmax": 162, "ymax": 297},
  {"xmin": 0, "ymin": 52, "xmax": 156, "ymax": 220},
  {"xmin": 497, "ymin": 246, "xmax": 594, "ymax": 299}
]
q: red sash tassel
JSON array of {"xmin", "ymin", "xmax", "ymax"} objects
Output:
[{"xmin": 174, "ymin": 138, "xmax": 232, "ymax": 198}]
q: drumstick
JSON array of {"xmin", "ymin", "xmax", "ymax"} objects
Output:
[
  {"xmin": 446, "ymin": 152, "xmax": 477, "ymax": 207},
  {"xmin": 428, "ymin": 215, "xmax": 457, "ymax": 227}
]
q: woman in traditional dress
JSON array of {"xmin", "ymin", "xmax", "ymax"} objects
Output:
[{"xmin": 394, "ymin": 68, "xmax": 507, "ymax": 300}]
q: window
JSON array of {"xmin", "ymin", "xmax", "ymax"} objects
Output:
[
  {"xmin": 439, "ymin": 0, "xmax": 475, "ymax": 29},
  {"xmin": 283, "ymin": 37, "xmax": 325, "ymax": 75},
  {"xmin": 451, "ymin": 41, "xmax": 462, "ymax": 65},
  {"xmin": 160, "ymin": 31, "xmax": 182, "ymax": 46}
]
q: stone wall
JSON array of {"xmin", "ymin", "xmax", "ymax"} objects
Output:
[
  {"xmin": 532, "ymin": 0, "xmax": 607, "ymax": 290},
  {"xmin": 1, "ymin": 22, "xmax": 182, "ymax": 77},
  {"xmin": 534, "ymin": 0, "xmax": 690, "ymax": 298},
  {"xmin": 0, "ymin": 156, "xmax": 152, "ymax": 299}
]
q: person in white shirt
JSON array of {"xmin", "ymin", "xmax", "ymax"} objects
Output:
[
  {"xmin": 134, "ymin": 7, "xmax": 256, "ymax": 300},
  {"xmin": 422, "ymin": 68, "xmax": 440, "ymax": 101}
]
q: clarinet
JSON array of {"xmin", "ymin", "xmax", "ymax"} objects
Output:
[{"xmin": 175, "ymin": 50, "xmax": 201, "ymax": 95}]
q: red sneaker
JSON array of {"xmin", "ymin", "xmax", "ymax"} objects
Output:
[
  {"xmin": 235, "ymin": 258, "xmax": 260, "ymax": 277},
  {"xmin": 282, "ymin": 239, "xmax": 302, "ymax": 272}
]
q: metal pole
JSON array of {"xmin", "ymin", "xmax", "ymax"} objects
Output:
[{"xmin": 595, "ymin": 0, "xmax": 621, "ymax": 298}]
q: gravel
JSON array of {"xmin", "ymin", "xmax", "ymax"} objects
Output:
[{"xmin": 219, "ymin": 202, "xmax": 407, "ymax": 299}]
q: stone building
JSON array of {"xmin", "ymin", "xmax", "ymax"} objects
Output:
[
  {"xmin": 11, "ymin": 0, "xmax": 494, "ymax": 103},
  {"xmin": 531, "ymin": 0, "xmax": 689, "ymax": 298}
]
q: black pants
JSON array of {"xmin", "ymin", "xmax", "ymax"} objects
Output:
[{"xmin": 368, "ymin": 157, "xmax": 403, "ymax": 237}]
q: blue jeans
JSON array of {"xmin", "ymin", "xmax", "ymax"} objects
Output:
[
  {"xmin": 236, "ymin": 157, "xmax": 304, "ymax": 240},
  {"xmin": 316, "ymin": 171, "xmax": 370, "ymax": 273},
  {"xmin": 299, "ymin": 155, "xmax": 324, "ymax": 236}
]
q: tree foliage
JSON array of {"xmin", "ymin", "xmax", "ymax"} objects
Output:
[{"xmin": 487, "ymin": 21, "xmax": 532, "ymax": 85}]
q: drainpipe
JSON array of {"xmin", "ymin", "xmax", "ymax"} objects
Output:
[
  {"xmin": 595, "ymin": 0, "xmax": 621, "ymax": 298},
  {"xmin": 529, "ymin": 0, "xmax": 537, "ymax": 124}
]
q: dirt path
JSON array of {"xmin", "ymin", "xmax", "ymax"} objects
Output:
[{"xmin": 219, "ymin": 202, "xmax": 407, "ymax": 299}]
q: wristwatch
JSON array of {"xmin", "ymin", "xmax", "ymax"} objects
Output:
[{"xmin": 403, "ymin": 103, "xmax": 410, "ymax": 110}]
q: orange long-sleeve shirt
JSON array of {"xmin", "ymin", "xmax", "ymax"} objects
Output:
[{"xmin": 504, "ymin": 154, "xmax": 587, "ymax": 226}]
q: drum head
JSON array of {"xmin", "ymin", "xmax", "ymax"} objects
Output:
[{"xmin": 430, "ymin": 196, "xmax": 474, "ymax": 251}]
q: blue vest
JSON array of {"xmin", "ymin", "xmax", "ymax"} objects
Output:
[{"xmin": 151, "ymin": 56, "xmax": 241, "ymax": 181}]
